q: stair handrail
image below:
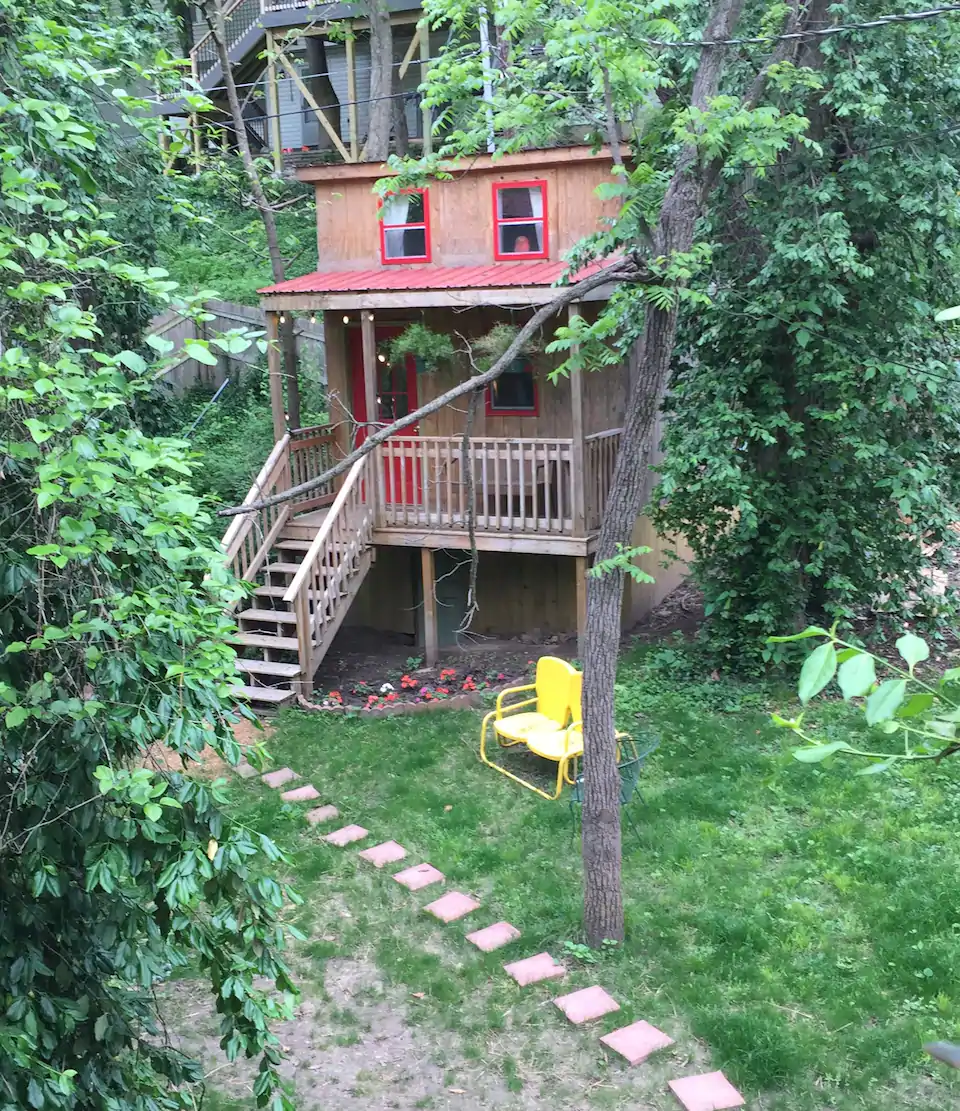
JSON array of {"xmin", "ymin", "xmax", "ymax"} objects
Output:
[
  {"xmin": 191, "ymin": 0, "xmax": 262, "ymax": 82},
  {"xmin": 282, "ymin": 450, "xmax": 371, "ymax": 605},
  {"xmin": 221, "ymin": 432, "xmax": 290, "ymax": 561}
]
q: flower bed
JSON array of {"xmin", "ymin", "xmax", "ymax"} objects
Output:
[{"xmin": 319, "ymin": 661, "xmax": 536, "ymax": 713}]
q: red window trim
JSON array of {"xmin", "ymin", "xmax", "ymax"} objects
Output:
[
  {"xmin": 492, "ymin": 179, "xmax": 549, "ymax": 262},
  {"xmin": 485, "ymin": 357, "xmax": 539, "ymax": 417},
  {"xmin": 379, "ymin": 187, "xmax": 431, "ymax": 265}
]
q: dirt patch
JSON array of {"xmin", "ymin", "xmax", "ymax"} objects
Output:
[{"xmin": 144, "ymin": 718, "xmax": 274, "ymax": 776}]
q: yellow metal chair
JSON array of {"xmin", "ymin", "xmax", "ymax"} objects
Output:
[{"xmin": 480, "ymin": 658, "xmax": 583, "ymax": 800}]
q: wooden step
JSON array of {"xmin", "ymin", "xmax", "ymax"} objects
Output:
[
  {"xmin": 264, "ymin": 562, "xmax": 302, "ymax": 576},
  {"xmin": 276, "ymin": 538, "xmax": 315, "ymax": 552},
  {"xmin": 231, "ymin": 684, "xmax": 296, "ymax": 706},
  {"xmin": 232, "ymin": 632, "xmax": 300, "ymax": 651},
  {"xmin": 238, "ymin": 607, "xmax": 298, "ymax": 625},
  {"xmin": 236, "ymin": 658, "xmax": 302, "ymax": 678},
  {"xmin": 253, "ymin": 584, "xmax": 290, "ymax": 599}
]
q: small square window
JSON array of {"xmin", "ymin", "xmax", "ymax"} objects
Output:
[
  {"xmin": 493, "ymin": 181, "xmax": 548, "ymax": 261},
  {"xmin": 380, "ymin": 188, "xmax": 430, "ymax": 263},
  {"xmin": 487, "ymin": 357, "xmax": 538, "ymax": 416}
]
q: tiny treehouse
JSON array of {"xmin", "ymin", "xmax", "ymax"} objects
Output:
[{"xmin": 222, "ymin": 146, "xmax": 687, "ymax": 707}]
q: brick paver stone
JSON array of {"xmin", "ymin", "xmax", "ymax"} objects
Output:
[
  {"xmin": 393, "ymin": 862, "xmax": 445, "ymax": 891},
  {"xmin": 466, "ymin": 922, "xmax": 521, "ymax": 953},
  {"xmin": 261, "ymin": 768, "xmax": 298, "ymax": 789},
  {"xmin": 358, "ymin": 840, "xmax": 408, "ymax": 868},
  {"xmin": 235, "ymin": 761, "xmax": 259, "ymax": 780},
  {"xmin": 323, "ymin": 824, "xmax": 369, "ymax": 847},
  {"xmin": 600, "ymin": 1020, "xmax": 674, "ymax": 1065},
  {"xmin": 423, "ymin": 891, "xmax": 480, "ymax": 923},
  {"xmin": 668, "ymin": 1072, "xmax": 745, "ymax": 1111},
  {"xmin": 305, "ymin": 805, "xmax": 339, "ymax": 826},
  {"xmin": 281, "ymin": 784, "xmax": 320, "ymax": 803},
  {"xmin": 503, "ymin": 952, "xmax": 565, "ymax": 987},
  {"xmin": 553, "ymin": 985, "xmax": 620, "ymax": 1025}
]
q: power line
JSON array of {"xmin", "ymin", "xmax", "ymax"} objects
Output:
[{"xmin": 642, "ymin": 2, "xmax": 960, "ymax": 48}]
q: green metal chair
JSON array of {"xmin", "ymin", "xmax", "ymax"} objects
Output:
[{"xmin": 569, "ymin": 737, "xmax": 660, "ymax": 843}]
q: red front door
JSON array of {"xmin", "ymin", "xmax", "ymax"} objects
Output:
[{"xmin": 349, "ymin": 327, "xmax": 422, "ymax": 505}]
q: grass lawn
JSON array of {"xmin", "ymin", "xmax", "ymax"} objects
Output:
[{"xmin": 190, "ymin": 645, "xmax": 960, "ymax": 1110}]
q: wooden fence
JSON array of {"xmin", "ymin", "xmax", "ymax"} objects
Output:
[{"xmin": 149, "ymin": 298, "xmax": 325, "ymax": 393}]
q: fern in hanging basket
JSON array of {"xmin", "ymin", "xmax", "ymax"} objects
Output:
[{"xmin": 386, "ymin": 323, "xmax": 456, "ymax": 371}]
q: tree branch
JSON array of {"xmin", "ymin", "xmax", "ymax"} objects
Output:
[{"xmin": 219, "ymin": 258, "xmax": 643, "ymax": 517}]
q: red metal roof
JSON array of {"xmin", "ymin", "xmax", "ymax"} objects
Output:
[{"xmin": 259, "ymin": 261, "xmax": 602, "ymax": 296}]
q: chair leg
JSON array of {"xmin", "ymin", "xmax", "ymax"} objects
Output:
[{"xmin": 623, "ymin": 804, "xmax": 642, "ymax": 844}]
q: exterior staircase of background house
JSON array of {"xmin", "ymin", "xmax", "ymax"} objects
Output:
[
  {"xmin": 190, "ymin": 0, "xmax": 265, "ymax": 94},
  {"xmin": 220, "ymin": 430, "xmax": 377, "ymax": 710}
]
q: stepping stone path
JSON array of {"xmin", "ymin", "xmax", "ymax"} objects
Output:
[
  {"xmin": 466, "ymin": 921, "xmax": 521, "ymax": 953},
  {"xmin": 554, "ymin": 985, "xmax": 620, "ymax": 1025},
  {"xmin": 669, "ymin": 1072, "xmax": 745, "ymax": 1111},
  {"xmin": 359, "ymin": 840, "xmax": 408, "ymax": 868},
  {"xmin": 423, "ymin": 891, "xmax": 480, "ymax": 923},
  {"xmin": 393, "ymin": 862, "xmax": 445, "ymax": 891},
  {"xmin": 281, "ymin": 784, "xmax": 320, "ymax": 803},
  {"xmin": 323, "ymin": 824, "xmax": 369, "ymax": 847},
  {"xmin": 233, "ymin": 742, "xmax": 749, "ymax": 1108},
  {"xmin": 503, "ymin": 952, "xmax": 565, "ymax": 987},
  {"xmin": 600, "ymin": 1020, "xmax": 674, "ymax": 1065},
  {"xmin": 305, "ymin": 804, "xmax": 339, "ymax": 826},
  {"xmin": 261, "ymin": 768, "xmax": 298, "ymax": 789}
]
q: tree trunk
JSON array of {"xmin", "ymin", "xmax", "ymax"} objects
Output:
[
  {"xmin": 305, "ymin": 35, "xmax": 342, "ymax": 149},
  {"xmin": 579, "ymin": 0, "xmax": 746, "ymax": 948},
  {"xmin": 362, "ymin": 0, "xmax": 394, "ymax": 162},
  {"xmin": 203, "ymin": 0, "xmax": 300, "ymax": 435}
]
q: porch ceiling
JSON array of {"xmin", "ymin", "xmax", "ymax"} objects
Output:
[{"xmin": 258, "ymin": 261, "xmax": 614, "ymax": 310}]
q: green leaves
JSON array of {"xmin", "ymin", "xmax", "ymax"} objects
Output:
[
  {"xmin": 798, "ymin": 642, "xmax": 836, "ymax": 703},
  {"xmin": 837, "ymin": 653, "xmax": 875, "ymax": 700},
  {"xmin": 793, "ymin": 741, "xmax": 852, "ymax": 762},
  {"xmin": 895, "ymin": 632, "xmax": 929, "ymax": 674},
  {"xmin": 865, "ymin": 680, "xmax": 907, "ymax": 725}
]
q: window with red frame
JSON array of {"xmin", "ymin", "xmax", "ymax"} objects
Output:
[
  {"xmin": 380, "ymin": 189, "xmax": 430, "ymax": 263},
  {"xmin": 493, "ymin": 181, "xmax": 548, "ymax": 260},
  {"xmin": 487, "ymin": 357, "xmax": 537, "ymax": 415}
]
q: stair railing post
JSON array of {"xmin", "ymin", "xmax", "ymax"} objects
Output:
[
  {"xmin": 360, "ymin": 311, "xmax": 380, "ymax": 525},
  {"xmin": 266, "ymin": 309, "xmax": 287, "ymax": 442},
  {"xmin": 294, "ymin": 587, "xmax": 313, "ymax": 694}
]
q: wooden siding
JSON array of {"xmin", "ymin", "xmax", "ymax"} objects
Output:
[{"xmin": 311, "ymin": 150, "xmax": 620, "ymax": 272}]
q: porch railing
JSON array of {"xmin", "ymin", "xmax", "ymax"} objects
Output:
[
  {"xmin": 584, "ymin": 428, "xmax": 622, "ymax": 533},
  {"xmin": 376, "ymin": 436, "xmax": 576, "ymax": 536},
  {"xmin": 289, "ymin": 424, "xmax": 338, "ymax": 512},
  {"xmin": 221, "ymin": 433, "xmax": 291, "ymax": 584}
]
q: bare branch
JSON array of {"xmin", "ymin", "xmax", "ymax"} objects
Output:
[{"xmin": 220, "ymin": 258, "xmax": 643, "ymax": 517}]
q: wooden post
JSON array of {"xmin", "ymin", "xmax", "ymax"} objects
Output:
[
  {"xmin": 275, "ymin": 47, "xmax": 351, "ymax": 162},
  {"xmin": 421, "ymin": 547, "xmax": 439, "ymax": 666},
  {"xmin": 360, "ymin": 310, "xmax": 379, "ymax": 517},
  {"xmin": 419, "ymin": 20, "xmax": 432, "ymax": 156},
  {"xmin": 575, "ymin": 555, "xmax": 588, "ymax": 657},
  {"xmin": 568, "ymin": 303, "xmax": 586, "ymax": 536},
  {"xmin": 189, "ymin": 54, "xmax": 202, "ymax": 174},
  {"xmin": 345, "ymin": 24, "xmax": 359, "ymax": 162},
  {"xmin": 266, "ymin": 310, "xmax": 286, "ymax": 441},
  {"xmin": 265, "ymin": 31, "xmax": 283, "ymax": 174}
]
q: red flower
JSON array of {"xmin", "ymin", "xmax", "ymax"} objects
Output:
[
  {"xmin": 436, "ymin": 687, "xmax": 449, "ymax": 695},
  {"xmin": 386, "ymin": 691, "xmax": 398, "ymax": 702},
  {"xmin": 440, "ymin": 668, "xmax": 457, "ymax": 680},
  {"xmin": 367, "ymin": 694, "xmax": 378, "ymax": 703},
  {"xmin": 497, "ymin": 673, "xmax": 506, "ymax": 680}
]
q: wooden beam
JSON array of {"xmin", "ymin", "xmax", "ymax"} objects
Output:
[
  {"xmin": 264, "ymin": 32, "xmax": 282, "ymax": 174},
  {"xmin": 360, "ymin": 310, "xmax": 379, "ymax": 514},
  {"xmin": 275, "ymin": 47, "xmax": 352, "ymax": 163},
  {"xmin": 397, "ymin": 22, "xmax": 421, "ymax": 81},
  {"xmin": 419, "ymin": 20, "xmax": 432, "ymax": 156},
  {"xmin": 266, "ymin": 310, "xmax": 286, "ymax": 440},
  {"xmin": 260, "ymin": 288, "xmax": 607, "ymax": 312},
  {"xmin": 575, "ymin": 555, "xmax": 588, "ymax": 656},
  {"xmin": 345, "ymin": 26, "xmax": 359, "ymax": 162},
  {"xmin": 568, "ymin": 303, "xmax": 586, "ymax": 536},
  {"xmin": 421, "ymin": 546, "xmax": 439, "ymax": 666},
  {"xmin": 373, "ymin": 528, "xmax": 589, "ymax": 557}
]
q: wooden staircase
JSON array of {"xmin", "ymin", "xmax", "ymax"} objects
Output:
[{"xmin": 220, "ymin": 429, "xmax": 376, "ymax": 709}]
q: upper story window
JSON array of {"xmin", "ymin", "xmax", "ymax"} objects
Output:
[
  {"xmin": 493, "ymin": 180, "xmax": 548, "ymax": 261},
  {"xmin": 487, "ymin": 357, "xmax": 538, "ymax": 416},
  {"xmin": 380, "ymin": 189, "xmax": 430, "ymax": 264}
]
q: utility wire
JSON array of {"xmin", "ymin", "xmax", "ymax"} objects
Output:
[{"xmin": 642, "ymin": 1, "xmax": 960, "ymax": 47}]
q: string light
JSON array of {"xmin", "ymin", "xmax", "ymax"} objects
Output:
[
  {"xmin": 310, "ymin": 314, "xmax": 316, "ymax": 324},
  {"xmin": 377, "ymin": 353, "xmax": 387, "ymax": 362},
  {"xmin": 279, "ymin": 314, "xmax": 286, "ymax": 323},
  {"xmin": 342, "ymin": 315, "xmax": 350, "ymax": 323}
]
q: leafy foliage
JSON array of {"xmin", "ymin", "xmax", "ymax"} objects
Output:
[
  {"xmin": 386, "ymin": 322, "xmax": 456, "ymax": 370},
  {"xmin": 0, "ymin": 3, "xmax": 296, "ymax": 1106},
  {"xmin": 155, "ymin": 158, "xmax": 317, "ymax": 305},
  {"xmin": 653, "ymin": 11, "xmax": 960, "ymax": 666},
  {"xmin": 772, "ymin": 624, "xmax": 960, "ymax": 771}
]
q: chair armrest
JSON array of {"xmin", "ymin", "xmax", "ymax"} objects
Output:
[{"xmin": 496, "ymin": 684, "xmax": 535, "ymax": 714}]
